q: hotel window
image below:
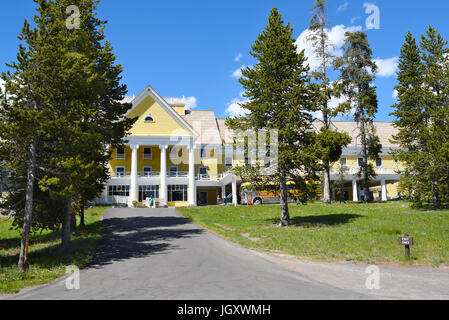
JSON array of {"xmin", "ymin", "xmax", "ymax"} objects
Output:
[
  {"xmin": 340, "ymin": 158, "xmax": 347, "ymax": 166},
  {"xmin": 376, "ymin": 157, "xmax": 383, "ymax": 167},
  {"xmin": 143, "ymin": 166, "xmax": 152, "ymax": 177},
  {"xmin": 138, "ymin": 185, "xmax": 159, "ymax": 202},
  {"xmin": 108, "ymin": 185, "xmax": 130, "ymax": 197},
  {"xmin": 143, "ymin": 147, "xmax": 152, "ymax": 160},
  {"xmin": 358, "ymin": 158, "xmax": 364, "ymax": 167},
  {"xmin": 116, "ymin": 166, "xmax": 126, "ymax": 178},
  {"xmin": 200, "ymin": 148, "xmax": 207, "ymax": 159},
  {"xmin": 116, "ymin": 146, "xmax": 126, "ymax": 160},
  {"xmin": 169, "ymin": 166, "xmax": 178, "ymax": 177},
  {"xmin": 225, "ymin": 156, "xmax": 233, "ymax": 168},
  {"xmin": 144, "ymin": 113, "xmax": 154, "ymax": 122},
  {"xmin": 168, "ymin": 185, "xmax": 188, "ymax": 202}
]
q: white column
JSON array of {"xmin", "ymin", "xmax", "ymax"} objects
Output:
[
  {"xmin": 159, "ymin": 144, "xmax": 168, "ymax": 206},
  {"xmin": 381, "ymin": 179, "xmax": 387, "ymax": 201},
  {"xmin": 188, "ymin": 145, "xmax": 196, "ymax": 206},
  {"xmin": 130, "ymin": 144, "xmax": 139, "ymax": 206},
  {"xmin": 352, "ymin": 179, "xmax": 358, "ymax": 202},
  {"xmin": 222, "ymin": 184, "xmax": 226, "ymax": 200},
  {"xmin": 232, "ymin": 175, "xmax": 238, "ymax": 206}
]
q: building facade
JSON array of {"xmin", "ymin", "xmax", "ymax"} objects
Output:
[{"xmin": 96, "ymin": 85, "xmax": 402, "ymax": 207}]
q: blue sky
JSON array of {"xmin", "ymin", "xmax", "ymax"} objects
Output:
[{"xmin": 1, "ymin": 0, "xmax": 449, "ymax": 121}]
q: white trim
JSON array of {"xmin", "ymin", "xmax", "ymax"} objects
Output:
[
  {"xmin": 142, "ymin": 166, "xmax": 153, "ymax": 177},
  {"xmin": 116, "ymin": 165, "xmax": 126, "ymax": 178},
  {"xmin": 143, "ymin": 147, "xmax": 153, "ymax": 160},
  {"xmin": 169, "ymin": 165, "xmax": 178, "ymax": 177},
  {"xmin": 225, "ymin": 156, "xmax": 233, "ymax": 168},
  {"xmin": 123, "ymin": 85, "xmax": 199, "ymax": 137}
]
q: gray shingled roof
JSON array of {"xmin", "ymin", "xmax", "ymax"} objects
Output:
[{"xmin": 182, "ymin": 110, "xmax": 223, "ymax": 145}]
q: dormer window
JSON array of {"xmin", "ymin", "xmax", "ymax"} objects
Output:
[{"xmin": 144, "ymin": 114, "xmax": 154, "ymax": 122}]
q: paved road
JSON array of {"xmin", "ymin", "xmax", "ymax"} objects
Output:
[{"xmin": 10, "ymin": 208, "xmax": 373, "ymax": 300}]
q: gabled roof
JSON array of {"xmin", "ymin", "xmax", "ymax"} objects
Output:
[{"xmin": 124, "ymin": 85, "xmax": 198, "ymax": 137}]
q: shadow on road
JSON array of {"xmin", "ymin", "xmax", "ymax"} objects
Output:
[{"xmin": 86, "ymin": 215, "xmax": 204, "ymax": 269}]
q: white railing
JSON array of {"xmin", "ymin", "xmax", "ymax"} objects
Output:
[
  {"xmin": 331, "ymin": 166, "xmax": 400, "ymax": 175},
  {"xmin": 110, "ymin": 171, "xmax": 229, "ymax": 181}
]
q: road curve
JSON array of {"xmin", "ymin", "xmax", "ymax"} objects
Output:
[{"xmin": 10, "ymin": 208, "xmax": 372, "ymax": 300}]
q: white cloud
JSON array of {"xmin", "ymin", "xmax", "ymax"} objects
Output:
[
  {"xmin": 393, "ymin": 89, "xmax": 398, "ymax": 99},
  {"xmin": 231, "ymin": 65, "xmax": 245, "ymax": 79},
  {"xmin": 122, "ymin": 95, "xmax": 135, "ymax": 104},
  {"xmin": 337, "ymin": 2, "xmax": 349, "ymax": 12},
  {"xmin": 224, "ymin": 98, "xmax": 249, "ymax": 118},
  {"xmin": 296, "ymin": 24, "xmax": 363, "ymax": 71},
  {"xmin": 374, "ymin": 57, "xmax": 399, "ymax": 77},
  {"xmin": 234, "ymin": 53, "xmax": 243, "ymax": 62},
  {"xmin": 164, "ymin": 96, "xmax": 198, "ymax": 110}
]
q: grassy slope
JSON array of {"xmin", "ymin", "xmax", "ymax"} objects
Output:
[
  {"xmin": 178, "ymin": 202, "xmax": 449, "ymax": 267},
  {"xmin": 0, "ymin": 206, "xmax": 110, "ymax": 294}
]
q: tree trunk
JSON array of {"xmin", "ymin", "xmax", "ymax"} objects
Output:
[
  {"xmin": 432, "ymin": 181, "xmax": 440, "ymax": 210},
  {"xmin": 279, "ymin": 175, "xmax": 290, "ymax": 227},
  {"xmin": 323, "ymin": 164, "xmax": 331, "ymax": 205},
  {"xmin": 80, "ymin": 202, "xmax": 85, "ymax": 227},
  {"xmin": 18, "ymin": 141, "xmax": 37, "ymax": 272},
  {"xmin": 61, "ymin": 197, "xmax": 72, "ymax": 251}
]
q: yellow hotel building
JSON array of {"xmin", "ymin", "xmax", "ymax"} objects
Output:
[{"xmin": 96, "ymin": 85, "xmax": 403, "ymax": 207}]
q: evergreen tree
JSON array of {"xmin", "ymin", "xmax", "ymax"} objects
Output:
[
  {"xmin": 334, "ymin": 32, "xmax": 381, "ymax": 202},
  {"xmin": 226, "ymin": 8, "xmax": 320, "ymax": 226},
  {"xmin": 392, "ymin": 27, "xmax": 449, "ymax": 209},
  {"xmin": 0, "ymin": 0, "xmax": 134, "ymax": 270},
  {"xmin": 307, "ymin": 0, "xmax": 351, "ymax": 205}
]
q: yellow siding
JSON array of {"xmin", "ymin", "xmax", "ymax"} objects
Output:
[{"xmin": 127, "ymin": 95, "xmax": 192, "ymax": 137}]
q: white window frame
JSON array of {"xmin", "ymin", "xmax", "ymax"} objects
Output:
[
  {"xmin": 225, "ymin": 156, "xmax": 233, "ymax": 168},
  {"xmin": 169, "ymin": 165, "xmax": 179, "ymax": 177},
  {"xmin": 144, "ymin": 113, "xmax": 155, "ymax": 122},
  {"xmin": 376, "ymin": 157, "xmax": 383, "ymax": 167},
  {"xmin": 341, "ymin": 157, "xmax": 347, "ymax": 166},
  {"xmin": 358, "ymin": 158, "xmax": 364, "ymax": 167},
  {"xmin": 116, "ymin": 166, "xmax": 126, "ymax": 178},
  {"xmin": 143, "ymin": 166, "xmax": 153, "ymax": 177},
  {"xmin": 143, "ymin": 147, "xmax": 153, "ymax": 160},
  {"xmin": 116, "ymin": 147, "xmax": 126, "ymax": 160}
]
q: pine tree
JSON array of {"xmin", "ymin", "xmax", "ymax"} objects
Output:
[
  {"xmin": 334, "ymin": 31, "xmax": 381, "ymax": 202},
  {"xmin": 0, "ymin": 0, "xmax": 135, "ymax": 270},
  {"xmin": 390, "ymin": 31, "xmax": 428, "ymax": 206},
  {"xmin": 420, "ymin": 26, "xmax": 449, "ymax": 209},
  {"xmin": 307, "ymin": 0, "xmax": 351, "ymax": 205},
  {"xmin": 226, "ymin": 8, "xmax": 320, "ymax": 226}
]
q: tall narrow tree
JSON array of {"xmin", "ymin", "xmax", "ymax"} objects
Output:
[
  {"xmin": 226, "ymin": 8, "xmax": 319, "ymax": 226},
  {"xmin": 334, "ymin": 32, "xmax": 381, "ymax": 202},
  {"xmin": 307, "ymin": 0, "xmax": 351, "ymax": 205}
]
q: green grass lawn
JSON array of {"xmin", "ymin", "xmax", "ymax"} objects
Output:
[
  {"xmin": 0, "ymin": 206, "xmax": 110, "ymax": 294},
  {"xmin": 178, "ymin": 201, "xmax": 449, "ymax": 267}
]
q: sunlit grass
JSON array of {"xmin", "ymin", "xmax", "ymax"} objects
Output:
[
  {"xmin": 178, "ymin": 201, "xmax": 449, "ymax": 267},
  {"xmin": 0, "ymin": 206, "xmax": 110, "ymax": 294}
]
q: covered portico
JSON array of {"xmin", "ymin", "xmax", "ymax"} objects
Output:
[{"xmin": 125, "ymin": 135, "xmax": 198, "ymax": 207}]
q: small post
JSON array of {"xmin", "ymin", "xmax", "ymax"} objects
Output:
[{"xmin": 398, "ymin": 233, "xmax": 414, "ymax": 260}]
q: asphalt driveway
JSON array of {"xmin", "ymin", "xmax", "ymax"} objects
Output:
[{"xmin": 10, "ymin": 208, "xmax": 372, "ymax": 300}]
